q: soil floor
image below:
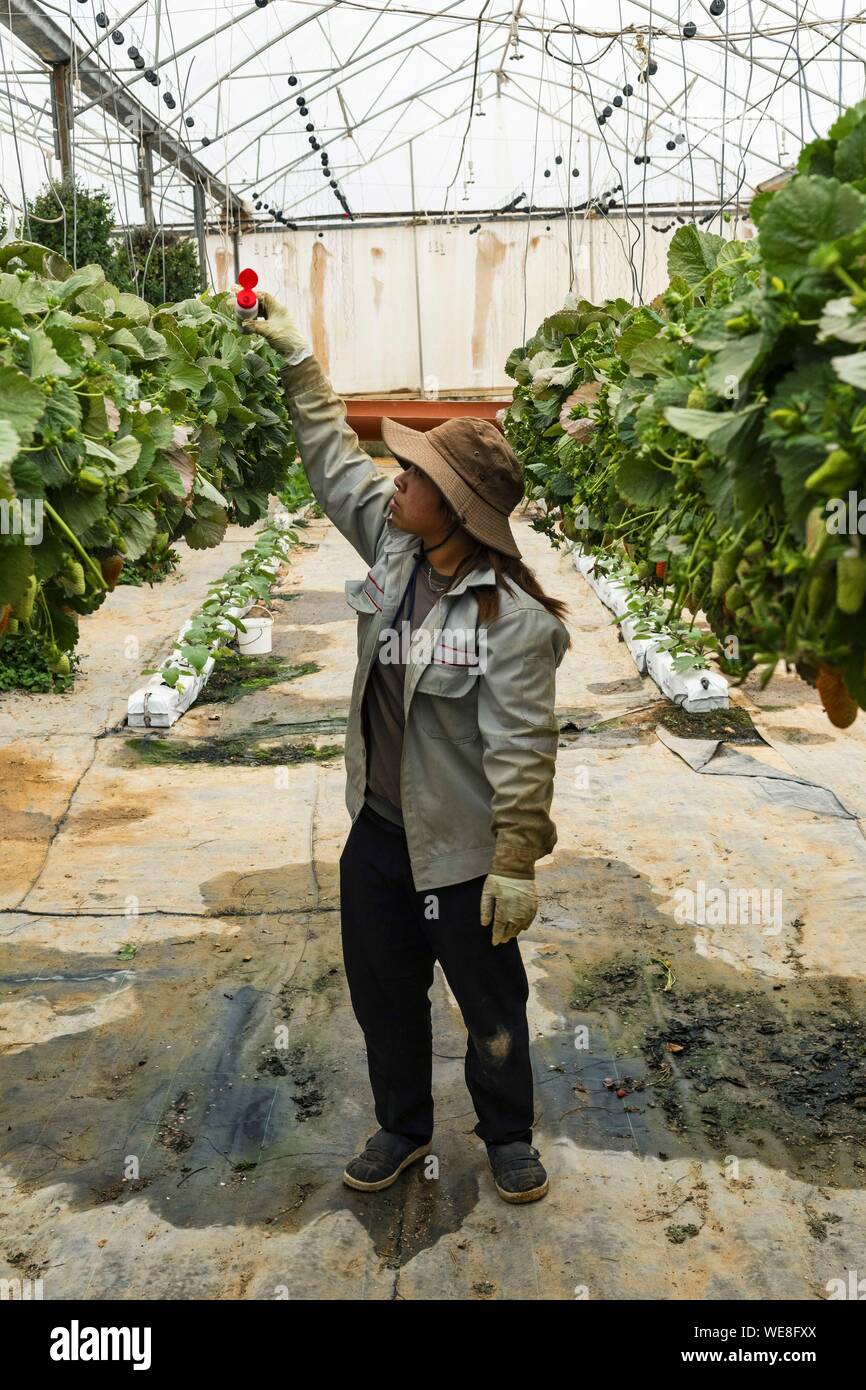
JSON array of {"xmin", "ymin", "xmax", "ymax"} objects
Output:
[{"xmin": 3, "ymin": 465, "xmax": 866, "ymax": 1300}]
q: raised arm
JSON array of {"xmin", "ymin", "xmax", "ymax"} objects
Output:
[{"xmin": 246, "ymin": 293, "xmax": 394, "ymax": 565}]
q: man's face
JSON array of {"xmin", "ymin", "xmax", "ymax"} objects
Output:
[{"xmin": 388, "ymin": 462, "xmax": 448, "ymax": 536}]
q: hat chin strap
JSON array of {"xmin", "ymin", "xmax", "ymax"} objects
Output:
[{"xmin": 419, "ymin": 518, "xmax": 461, "ymax": 560}]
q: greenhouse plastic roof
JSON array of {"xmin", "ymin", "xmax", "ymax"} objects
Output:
[{"xmin": 0, "ymin": 1, "xmax": 864, "ymax": 230}]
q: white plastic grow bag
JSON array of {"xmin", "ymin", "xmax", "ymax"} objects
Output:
[
  {"xmin": 571, "ymin": 545, "xmax": 729, "ymax": 713},
  {"xmin": 126, "ymin": 511, "xmax": 306, "ymax": 728},
  {"xmin": 127, "ymin": 604, "xmax": 253, "ymax": 728}
]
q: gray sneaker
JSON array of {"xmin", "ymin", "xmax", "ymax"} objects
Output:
[
  {"xmin": 343, "ymin": 1129, "xmax": 432, "ymax": 1192},
  {"xmin": 486, "ymin": 1141, "xmax": 549, "ymax": 1203}
]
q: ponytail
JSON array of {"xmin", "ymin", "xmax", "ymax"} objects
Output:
[{"xmin": 436, "ymin": 500, "xmax": 572, "ymax": 643}]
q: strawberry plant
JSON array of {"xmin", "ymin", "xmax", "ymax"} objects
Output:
[
  {"xmin": 0, "ymin": 242, "xmax": 297, "ymax": 685},
  {"xmin": 504, "ymin": 100, "xmax": 866, "ymax": 727}
]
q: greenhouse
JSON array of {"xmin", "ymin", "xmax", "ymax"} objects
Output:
[{"xmin": 1, "ymin": 0, "xmax": 866, "ymax": 1331}]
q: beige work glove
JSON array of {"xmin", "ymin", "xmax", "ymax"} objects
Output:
[
  {"xmin": 480, "ymin": 874, "xmax": 538, "ymax": 946},
  {"xmin": 242, "ymin": 290, "xmax": 312, "ymax": 365}
]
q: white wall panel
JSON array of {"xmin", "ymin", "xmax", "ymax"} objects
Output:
[{"xmin": 207, "ymin": 217, "xmax": 740, "ymax": 397}]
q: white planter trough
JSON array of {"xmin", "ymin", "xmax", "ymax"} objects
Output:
[
  {"xmin": 571, "ymin": 545, "xmax": 729, "ymax": 713},
  {"xmin": 127, "ymin": 604, "xmax": 253, "ymax": 728},
  {"xmin": 126, "ymin": 510, "xmax": 306, "ymax": 728}
]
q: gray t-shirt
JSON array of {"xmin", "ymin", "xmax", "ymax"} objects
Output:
[{"xmin": 361, "ymin": 559, "xmax": 452, "ymax": 827}]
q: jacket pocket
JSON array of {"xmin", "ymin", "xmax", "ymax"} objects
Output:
[
  {"xmin": 413, "ymin": 662, "xmax": 480, "ymax": 742},
  {"xmin": 345, "ymin": 577, "xmax": 382, "ymax": 659},
  {"xmin": 344, "ymin": 578, "xmax": 381, "ymax": 615}
]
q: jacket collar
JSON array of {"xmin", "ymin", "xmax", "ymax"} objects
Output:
[{"xmin": 399, "ymin": 533, "xmax": 495, "ymax": 596}]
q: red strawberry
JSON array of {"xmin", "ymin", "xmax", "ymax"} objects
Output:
[{"xmin": 101, "ymin": 554, "xmax": 124, "ymax": 590}]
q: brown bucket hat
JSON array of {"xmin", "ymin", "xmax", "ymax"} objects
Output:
[{"xmin": 380, "ymin": 415, "xmax": 525, "ymax": 559}]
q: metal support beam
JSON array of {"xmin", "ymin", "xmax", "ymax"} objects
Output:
[
  {"xmin": 138, "ymin": 136, "xmax": 155, "ymax": 229},
  {"xmin": 408, "ymin": 140, "xmax": 425, "ymax": 394},
  {"xmin": 49, "ymin": 60, "xmax": 72, "ymax": 178},
  {"xmin": 0, "ymin": 0, "xmax": 244, "ymax": 222},
  {"xmin": 192, "ymin": 181, "xmax": 208, "ymax": 291}
]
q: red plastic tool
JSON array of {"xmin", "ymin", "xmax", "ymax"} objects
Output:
[{"xmin": 235, "ymin": 267, "xmax": 259, "ymax": 320}]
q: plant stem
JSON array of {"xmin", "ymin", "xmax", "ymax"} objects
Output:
[
  {"xmin": 42, "ymin": 500, "xmax": 106, "ymax": 589},
  {"xmin": 38, "ymin": 587, "xmax": 55, "ymax": 645},
  {"xmin": 834, "ymin": 265, "xmax": 864, "ymax": 299}
]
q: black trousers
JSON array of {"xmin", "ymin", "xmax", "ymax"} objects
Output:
[{"xmin": 338, "ymin": 801, "xmax": 534, "ymax": 1147}]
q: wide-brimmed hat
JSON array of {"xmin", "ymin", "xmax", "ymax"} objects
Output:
[{"xmin": 381, "ymin": 415, "xmax": 524, "ymax": 559}]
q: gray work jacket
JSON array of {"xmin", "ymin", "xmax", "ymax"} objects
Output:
[{"xmin": 281, "ymin": 355, "xmax": 569, "ymax": 891}]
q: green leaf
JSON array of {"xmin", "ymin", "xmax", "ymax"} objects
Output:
[
  {"xmin": 716, "ymin": 240, "xmax": 753, "ymax": 273},
  {"xmin": 83, "ymin": 434, "xmax": 142, "ymax": 475},
  {"xmin": 195, "ymin": 475, "xmax": 229, "ymax": 508},
  {"xmin": 628, "ymin": 339, "xmax": 671, "ymax": 377},
  {"xmin": 703, "ymin": 335, "xmax": 765, "ymax": 394},
  {"xmin": 505, "ymin": 347, "xmax": 529, "ymax": 382},
  {"xmin": 28, "ymin": 328, "xmax": 73, "ymax": 379},
  {"xmin": 11, "ymin": 453, "xmax": 44, "ymax": 497},
  {"xmin": 548, "ymin": 468, "xmax": 576, "ymax": 498},
  {"xmin": 828, "ymin": 98, "xmax": 866, "ymax": 144},
  {"xmin": 147, "ymin": 453, "xmax": 188, "ymax": 497},
  {"xmin": 667, "ymin": 225, "xmax": 725, "ymax": 287},
  {"xmin": 112, "ymin": 503, "xmax": 157, "ymax": 560},
  {"xmin": 169, "ymin": 298, "xmax": 213, "ymax": 324},
  {"xmin": 55, "ymin": 485, "xmax": 106, "ymax": 534},
  {"xmin": 76, "ymin": 289, "xmax": 111, "ymax": 318},
  {"xmin": 113, "ymin": 435, "xmax": 143, "ymax": 472},
  {"xmin": 664, "ymin": 406, "xmax": 729, "ymax": 440},
  {"xmin": 769, "ymin": 440, "xmax": 819, "ymax": 530},
  {"xmin": 0, "ymin": 271, "xmax": 52, "ymax": 315},
  {"xmin": 105, "ymin": 328, "xmax": 142, "ymax": 357},
  {"xmin": 114, "ymin": 292, "xmax": 151, "ymax": 325},
  {"xmin": 169, "ymin": 357, "xmax": 208, "ymax": 391},
  {"xmin": 616, "ymin": 452, "xmax": 676, "ymax": 507},
  {"xmin": 617, "ymin": 315, "xmax": 664, "ymax": 362},
  {"xmin": 0, "ymin": 536, "xmax": 34, "ymax": 604},
  {"xmin": 756, "ymin": 175, "xmax": 866, "ymax": 274},
  {"xmin": 0, "ymin": 419, "xmax": 21, "ymax": 465},
  {"xmin": 196, "ymin": 421, "xmax": 220, "ymax": 472},
  {"xmin": 834, "ymin": 119, "xmax": 866, "ymax": 184},
  {"xmin": 185, "ymin": 499, "xmax": 228, "ymax": 549},
  {"xmin": 0, "ymin": 241, "xmax": 56, "ymax": 273},
  {"xmin": 178, "ymin": 643, "xmax": 211, "ymax": 673},
  {"xmin": 107, "ymin": 325, "xmax": 167, "ymax": 360},
  {"xmin": 219, "ymin": 331, "xmax": 244, "ymax": 371},
  {"xmin": 211, "ymin": 382, "xmax": 257, "ymax": 424},
  {"xmin": 42, "ymin": 381, "xmax": 82, "ymax": 436},
  {"xmin": 83, "ymin": 392, "xmax": 109, "ymax": 439},
  {"xmin": 57, "ymin": 263, "xmax": 106, "ymax": 303},
  {"xmin": 41, "ymin": 250, "xmax": 74, "ymax": 281},
  {"xmin": 134, "ymin": 408, "xmax": 174, "ymax": 457},
  {"xmin": 0, "ymin": 365, "xmax": 47, "ymax": 444},
  {"xmin": 0, "ymin": 299, "xmax": 23, "ymax": 333},
  {"xmin": 42, "ymin": 312, "xmax": 91, "ymax": 370}
]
